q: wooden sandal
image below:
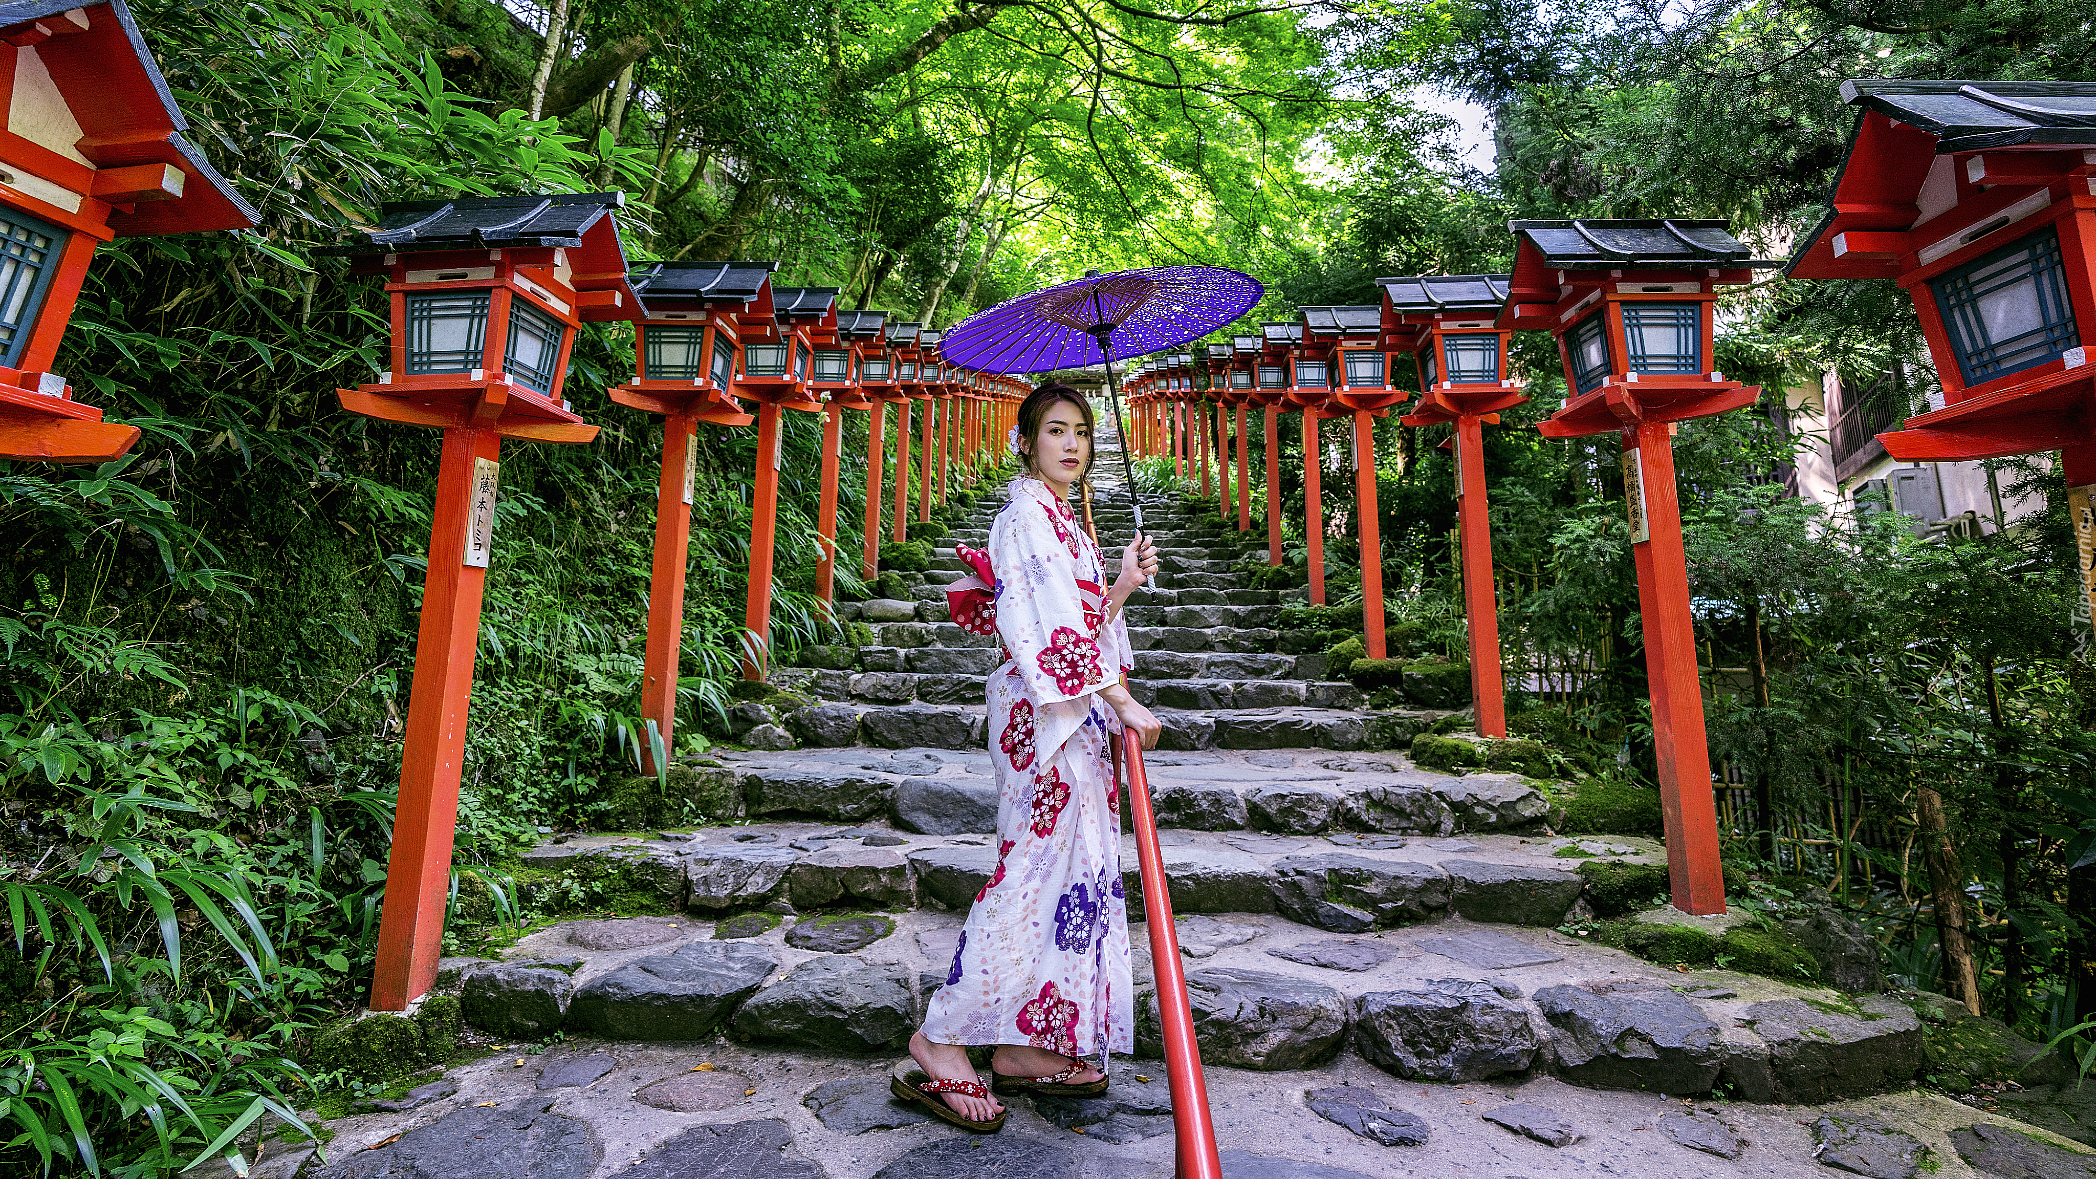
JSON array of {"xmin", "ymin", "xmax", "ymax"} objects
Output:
[
  {"xmin": 991, "ymin": 1057, "xmax": 1109, "ymax": 1097},
  {"xmin": 892, "ymin": 1070, "xmax": 1008, "ymax": 1133}
]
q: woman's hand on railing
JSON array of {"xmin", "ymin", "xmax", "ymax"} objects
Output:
[{"xmin": 1101, "ymin": 683, "xmax": 1162, "ymax": 750}]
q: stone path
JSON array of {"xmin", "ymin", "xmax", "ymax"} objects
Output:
[{"xmin": 269, "ymin": 434, "xmax": 2096, "ymax": 1178}]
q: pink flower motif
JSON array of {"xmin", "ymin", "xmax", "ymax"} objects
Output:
[
  {"xmin": 1036, "ymin": 626, "xmax": 1103, "ymax": 697},
  {"xmin": 1029, "ymin": 766, "xmax": 1071, "ymax": 838},
  {"xmin": 1043, "ymin": 502, "xmax": 1082, "ymax": 558},
  {"xmin": 1107, "ymin": 775, "xmax": 1120, "ymax": 818},
  {"xmin": 976, "ymin": 838, "xmax": 1016, "ymax": 902},
  {"xmin": 1016, "ymin": 981, "xmax": 1080, "ymax": 1057},
  {"xmin": 1000, "ymin": 700, "xmax": 1036, "ymax": 771}
]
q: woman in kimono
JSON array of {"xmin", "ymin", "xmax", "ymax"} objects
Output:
[{"xmin": 895, "ymin": 383, "xmax": 1161, "ymax": 1132}]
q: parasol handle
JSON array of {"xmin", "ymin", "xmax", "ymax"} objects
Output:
[{"xmin": 1094, "ymin": 326, "xmax": 1157, "ymax": 593}]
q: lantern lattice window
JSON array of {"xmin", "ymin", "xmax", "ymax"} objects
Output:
[
  {"xmin": 1258, "ymin": 365, "xmax": 1285, "ymax": 388},
  {"xmin": 1230, "ymin": 370, "xmax": 1252, "ymax": 389},
  {"xmin": 406, "ymin": 292, "xmax": 491, "ymax": 374},
  {"xmin": 814, "ymin": 350, "xmax": 850, "ymax": 380},
  {"xmin": 710, "ymin": 336, "xmax": 735, "ymax": 385},
  {"xmin": 505, "ymin": 300, "xmax": 566, "ymax": 393},
  {"xmin": 0, "ymin": 211, "xmax": 62, "ymax": 368},
  {"xmin": 1294, "ymin": 359, "xmax": 1328, "ymax": 387},
  {"xmin": 1566, "ymin": 311, "xmax": 1611, "ymax": 393},
  {"xmin": 1442, "ymin": 334, "xmax": 1500, "ymax": 383},
  {"xmin": 745, "ymin": 342, "xmax": 789, "ymax": 376},
  {"xmin": 1344, "ymin": 352, "xmax": 1386, "ymax": 387},
  {"xmin": 1929, "ymin": 226, "xmax": 2079, "ymax": 387},
  {"xmin": 645, "ymin": 326, "xmax": 709, "ymax": 380},
  {"xmin": 1622, "ymin": 304, "xmax": 1701, "ymax": 375},
  {"xmin": 863, "ymin": 358, "xmax": 890, "ymax": 379}
]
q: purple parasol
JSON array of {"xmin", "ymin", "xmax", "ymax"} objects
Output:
[{"xmin": 940, "ymin": 266, "xmax": 1263, "ymax": 373}]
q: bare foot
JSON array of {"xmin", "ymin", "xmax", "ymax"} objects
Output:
[
  {"xmin": 909, "ymin": 1031, "xmax": 1004, "ymax": 1121},
  {"xmin": 991, "ymin": 1044, "xmax": 1105, "ymax": 1085}
]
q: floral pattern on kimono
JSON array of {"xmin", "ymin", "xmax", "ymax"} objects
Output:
[{"xmin": 919, "ymin": 476, "xmax": 1135, "ymax": 1062}]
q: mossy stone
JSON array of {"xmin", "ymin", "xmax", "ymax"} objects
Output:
[
  {"xmin": 730, "ymin": 679, "xmax": 780, "ymax": 702},
  {"xmin": 1410, "ymin": 732, "xmax": 1483, "ymax": 772},
  {"xmin": 796, "ymin": 645, "xmax": 855, "ymax": 671},
  {"xmin": 1325, "ymin": 635, "xmax": 1366, "ymax": 670},
  {"xmin": 872, "ymin": 571, "xmax": 911, "ymax": 599},
  {"xmin": 1719, "ymin": 927, "xmax": 1819, "ymax": 983},
  {"xmin": 882, "ymin": 540, "xmax": 934, "ymax": 572},
  {"xmin": 1347, "ymin": 657, "xmax": 1407, "ymax": 690},
  {"xmin": 715, "ymin": 911, "xmax": 783, "ymax": 939},
  {"xmin": 1401, "ymin": 658, "xmax": 1471, "ymax": 708},
  {"xmin": 1386, "ymin": 620, "xmax": 1429, "ymax": 658},
  {"xmin": 905, "ymin": 521, "xmax": 946, "ymax": 544},
  {"xmin": 414, "ymin": 994, "xmax": 461, "ymax": 1063},
  {"xmin": 1483, "ymin": 737, "xmax": 1553, "ymax": 779},
  {"xmin": 1558, "ymin": 778, "xmax": 1664, "ymax": 838},
  {"xmin": 313, "ymin": 1013, "xmax": 427, "ymax": 1083},
  {"xmin": 1578, "ymin": 860, "xmax": 1669, "ymax": 917},
  {"xmin": 1618, "ymin": 922, "xmax": 1718, "ymax": 967},
  {"xmin": 843, "ymin": 621, "xmax": 877, "ymax": 648}
]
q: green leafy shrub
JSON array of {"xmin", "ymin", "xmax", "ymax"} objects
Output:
[
  {"xmin": 882, "ymin": 540, "xmax": 935, "ymax": 571},
  {"xmin": 1719, "ymin": 928, "xmax": 1819, "ymax": 982},
  {"xmin": 1558, "ymin": 777, "xmax": 1665, "ymax": 837},
  {"xmin": 1578, "ymin": 860, "xmax": 1670, "ymax": 916},
  {"xmin": 1348, "ymin": 657, "xmax": 1407, "ymax": 689},
  {"xmin": 1411, "ymin": 732, "xmax": 1484, "ymax": 771}
]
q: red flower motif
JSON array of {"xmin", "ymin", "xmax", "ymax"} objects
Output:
[
  {"xmin": 1016, "ymin": 981, "xmax": 1080, "ymax": 1056},
  {"xmin": 1036, "ymin": 627, "xmax": 1103, "ymax": 696},
  {"xmin": 1043, "ymin": 502, "xmax": 1082, "ymax": 558},
  {"xmin": 1083, "ymin": 600, "xmax": 1103, "ymax": 634},
  {"xmin": 1107, "ymin": 776, "xmax": 1120, "ymax": 818},
  {"xmin": 1000, "ymin": 700, "xmax": 1036, "ymax": 771},
  {"xmin": 976, "ymin": 838, "xmax": 1017, "ymax": 902},
  {"xmin": 1029, "ymin": 766, "xmax": 1071, "ymax": 838}
]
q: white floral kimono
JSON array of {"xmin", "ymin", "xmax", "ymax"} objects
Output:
[{"xmin": 920, "ymin": 476, "xmax": 1135, "ymax": 1063}]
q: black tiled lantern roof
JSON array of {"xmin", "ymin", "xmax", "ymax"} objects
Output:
[
  {"xmin": 1298, "ymin": 305, "xmax": 1383, "ymax": 334},
  {"xmin": 628, "ymin": 260, "xmax": 780, "ymax": 308},
  {"xmin": 1233, "ymin": 335, "xmax": 1261, "ymax": 353},
  {"xmin": 1207, "ymin": 343, "xmax": 1232, "ymax": 360},
  {"xmin": 771, "ymin": 287, "xmax": 840, "ymax": 318},
  {"xmin": 838, "ymin": 310, "xmax": 890, "ymax": 340},
  {"xmin": 918, "ymin": 330, "xmax": 943, "ymax": 350},
  {"xmin": 341, "ymin": 193, "xmax": 627, "ymax": 252},
  {"xmin": 1377, "ymin": 274, "xmax": 1511, "ymax": 314},
  {"xmin": 888, "ymin": 321, "xmax": 922, "ymax": 347},
  {"xmin": 1842, "ymin": 79, "xmax": 2096, "ymax": 151},
  {"xmin": 1261, "ymin": 323, "xmax": 1303, "ymax": 345},
  {"xmin": 1506, "ymin": 219, "xmax": 1764, "ymax": 268}
]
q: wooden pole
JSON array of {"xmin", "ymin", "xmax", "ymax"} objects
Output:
[
  {"xmin": 1455, "ymin": 415, "xmax": 1507, "ymax": 737},
  {"xmin": 1264, "ymin": 405, "xmax": 1282, "ymax": 565},
  {"xmin": 918, "ymin": 400, "xmax": 935, "ymax": 522},
  {"xmin": 743, "ymin": 401, "xmax": 786, "ymax": 681},
  {"xmin": 1353, "ymin": 410, "xmax": 1385, "ymax": 660},
  {"xmin": 816, "ymin": 404, "xmax": 843, "ymax": 605},
  {"xmin": 862, "ymin": 399, "xmax": 886, "ymax": 580},
  {"xmin": 1625, "ymin": 421, "xmax": 1726, "ymax": 914},
  {"xmin": 640, "ymin": 412, "xmax": 698, "ymax": 773},
  {"xmin": 1235, "ymin": 404, "xmax": 1250, "ymax": 531},
  {"xmin": 1198, "ymin": 403, "xmax": 1211, "ymax": 498},
  {"xmin": 370, "ymin": 425, "xmax": 502, "ymax": 1011},
  {"xmin": 892, "ymin": 398, "xmax": 912, "ymax": 542},
  {"xmin": 1214, "ymin": 403, "xmax": 1230, "ymax": 520},
  {"xmin": 1303, "ymin": 411, "xmax": 1324, "ymax": 606}
]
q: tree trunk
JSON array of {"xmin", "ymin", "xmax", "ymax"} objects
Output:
[
  {"xmin": 1918, "ymin": 783, "xmax": 1984, "ymax": 1016},
  {"xmin": 955, "ymin": 209, "xmax": 1012, "ymax": 312},
  {"xmin": 916, "ymin": 172, "xmax": 995, "ymax": 323},
  {"xmin": 526, "ymin": 0, "xmax": 572, "ymax": 121},
  {"xmin": 593, "ymin": 61, "xmax": 637, "ymax": 188},
  {"xmin": 644, "ymin": 110, "xmax": 683, "ymax": 206},
  {"xmin": 1982, "ymin": 654, "xmax": 2023, "ymax": 1026},
  {"xmin": 864, "ymin": 253, "xmax": 899, "ymax": 308},
  {"xmin": 1746, "ymin": 595, "xmax": 1776, "ymax": 862}
]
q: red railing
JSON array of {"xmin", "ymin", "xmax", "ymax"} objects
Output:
[{"xmin": 1116, "ymin": 727, "xmax": 1224, "ymax": 1179}]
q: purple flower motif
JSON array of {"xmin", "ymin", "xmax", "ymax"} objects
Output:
[
  {"xmin": 947, "ymin": 931, "xmax": 967, "ymax": 986},
  {"xmin": 1053, "ymin": 882, "xmax": 1098, "ymax": 954},
  {"xmin": 1110, "ymin": 874, "xmax": 1125, "ymax": 901}
]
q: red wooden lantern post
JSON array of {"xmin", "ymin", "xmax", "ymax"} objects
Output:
[
  {"xmin": 914, "ymin": 332, "xmax": 942, "ymax": 521},
  {"xmin": 814, "ymin": 308, "xmax": 886, "ymax": 604},
  {"xmin": 1214, "ymin": 343, "xmax": 1252, "ymax": 532},
  {"xmin": 332, "ymin": 194, "xmax": 636, "ymax": 1010},
  {"xmin": 1382, "ymin": 275, "xmax": 1521, "ymax": 736},
  {"xmin": 1508, "ymin": 218, "xmax": 1775, "ymax": 916},
  {"xmin": 1232, "ymin": 335, "xmax": 1286, "ymax": 563},
  {"xmin": 0, "ymin": 0, "xmax": 259, "ymax": 463},
  {"xmin": 887, "ymin": 322, "xmax": 922, "ymax": 541},
  {"xmin": 1271, "ymin": 321, "xmax": 1334, "ymax": 604},
  {"xmin": 733, "ymin": 286, "xmax": 830, "ymax": 680},
  {"xmin": 856, "ymin": 323, "xmax": 900, "ymax": 579},
  {"xmin": 610, "ymin": 261, "xmax": 773, "ymax": 773},
  {"xmin": 1303, "ymin": 305, "xmax": 1404, "ymax": 658}
]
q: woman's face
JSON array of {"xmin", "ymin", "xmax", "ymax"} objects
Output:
[{"xmin": 1029, "ymin": 399, "xmax": 1091, "ymax": 494}]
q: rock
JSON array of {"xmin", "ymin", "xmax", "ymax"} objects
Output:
[
  {"xmin": 893, "ymin": 775, "xmax": 999, "ymax": 835},
  {"xmin": 566, "ymin": 942, "xmax": 777, "ymax": 1040},
  {"xmin": 1326, "ymin": 834, "xmax": 1410, "ymax": 850},
  {"xmin": 1742, "ymin": 995, "xmax": 1923, "ymax": 1101},
  {"xmin": 745, "ymin": 768, "xmax": 893, "ymax": 821},
  {"xmin": 869, "ymin": 1134, "xmax": 1082, "ymax": 1178},
  {"xmin": 1304, "ymin": 1086, "xmax": 1431, "ymax": 1147},
  {"xmin": 730, "ymin": 955, "xmax": 914, "ymax": 1052},
  {"xmin": 1139, "ymin": 848, "xmax": 1274, "ymax": 918},
  {"xmin": 850, "ymin": 672, "xmax": 918, "ymax": 703},
  {"xmin": 1535, "ymin": 984, "xmax": 1724, "ymax": 1093},
  {"xmin": 536, "ymin": 1053, "xmax": 617, "ymax": 1089},
  {"xmin": 1219, "ymin": 1152, "xmax": 1384, "ymax": 1179},
  {"xmin": 1174, "ymin": 915, "xmax": 1262, "ymax": 958},
  {"xmin": 1926, "ymin": 1009, "xmax": 2077, "ymax": 1092},
  {"xmin": 1138, "ymin": 967, "xmax": 1348, "ymax": 1070},
  {"xmin": 714, "ymin": 911, "xmax": 780, "ymax": 939},
  {"xmin": 908, "ymin": 845, "xmax": 996, "ymax": 908},
  {"xmin": 1352, "ymin": 980, "xmax": 1538, "ymax": 1082},
  {"xmin": 859, "ymin": 648, "xmax": 905, "ymax": 672},
  {"xmin": 861, "ymin": 598, "xmax": 919, "ymax": 622},
  {"xmin": 1415, "ymin": 930, "xmax": 1563, "ymax": 969},
  {"xmin": 633, "ymin": 1069, "xmax": 754, "ymax": 1111},
  {"xmin": 1268, "ymin": 855, "xmax": 1451, "ymax": 933},
  {"xmin": 862, "ymin": 705, "xmax": 979, "ymax": 750},
  {"xmin": 563, "ymin": 919, "xmax": 683, "ymax": 951},
  {"xmin": 683, "ymin": 844, "xmax": 800, "ymax": 911},
  {"xmin": 1482, "ymin": 1102, "xmax": 1579, "ymax": 1147},
  {"xmin": 784, "ymin": 704, "xmax": 863, "ymax": 747},
  {"xmin": 1157, "ymin": 710, "xmax": 1218, "ymax": 750},
  {"xmin": 1782, "ymin": 905, "xmax": 1888, "ymax": 994},
  {"xmin": 726, "ymin": 700, "xmax": 777, "ymax": 738},
  {"xmin": 1437, "ymin": 772, "xmax": 1550, "ymax": 830},
  {"xmin": 801, "ymin": 1077, "xmax": 935, "ymax": 1134},
  {"xmin": 1244, "ymin": 784, "xmax": 1343, "ymax": 833},
  {"xmin": 743, "ymin": 724, "xmax": 795, "ymax": 751},
  {"xmin": 1442, "ymin": 860, "xmax": 1583, "ymax": 926},
  {"xmin": 1265, "ymin": 939, "xmax": 1394, "ymax": 972},
  {"xmin": 784, "ymin": 914, "xmax": 895, "ymax": 953},
  {"xmin": 1339, "ymin": 781, "xmax": 1456, "ymax": 837},
  {"xmin": 305, "ymin": 1096, "xmax": 597, "ymax": 1179},
  {"xmin": 614, "ymin": 1119, "xmax": 820, "ymax": 1179},
  {"xmin": 1032, "ymin": 1078, "xmax": 1175, "ymax": 1143},
  {"xmin": 785, "ymin": 845, "xmax": 915, "ymax": 908},
  {"xmin": 363, "ymin": 1078, "xmax": 457, "ymax": 1112},
  {"xmin": 1152, "ymin": 782, "xmax": 1249, "ymax": 830},
  {"xmin": 908, "ymin": 646, "xmax": 999, "ymax": 674},
  {"xmin": 460, "ymin": 963, "xmax": 574, "ymax": 1039},
  {"xmin": 1948, "ymin": 1122, "xmax": 2096, "ymax": 1177},
  {"xmin": 1812, "ymin": 1115, "xmax": 1924, "ymax": 1179},
  {"xmin": 864, "ymin": 833, "xmax": 908, "ymax": 846},
  {"xmin": 1661, "ymin": 1109, "xmax": 1745, "ymax": 1159}
]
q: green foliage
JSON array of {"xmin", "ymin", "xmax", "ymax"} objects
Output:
[
  {"xmin": 1559, "ymin": 778, "xmax": 1665, "ymax": 838},
  {"xmin": 1577, "ymin": 860, "xmax": 1670, "ymax": 918},
  {"xmin": 1281, "ymin": 604, "xmax": 1363, "ymax": 632}
]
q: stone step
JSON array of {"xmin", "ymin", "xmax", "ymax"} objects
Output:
[
  {"xmin": 778, "ymin": 699, "xmax": 1424, "ymax": 752},
  {"xmin": 796, "ymin": 668, "xmax": 1360, "ymax": 712},
  {"xmin": 841, "ymin": 647, "xmax": 1323, "ymax": 681},
  {"xmin": 1124, "ymin": 603, "xmax": 1276, "ymax": 628}
]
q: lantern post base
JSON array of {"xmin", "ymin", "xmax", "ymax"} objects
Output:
[
  {"xmin": 743, "ymin": 400, "xmax": 788, "ymax": 681},
  {"xmin": 1453, "ymin": 415, "xmax": 1507, "ymax": 738},
  {"xmin": 1301, "ymin": 409, "xmax": 1324, "ymax": 606},
  {"xmin": 816, "ymin": 405, "xmax": 843, "ymax": 605},
  {"xmin": 1264, "ymin": 405, "xmax": 1282, "ymax": 565},
  {"xmin": 862, "ymin": 398, "xmax": 888, "ymax": 581},
  {"xmin": 639, "ymin": 412, "xmax": 698, "ymax": 772}
]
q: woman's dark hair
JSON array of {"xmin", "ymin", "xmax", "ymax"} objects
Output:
[{"xmin": 1015, "ymin": 382, "xmax": 1095, "ymax": 488}]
